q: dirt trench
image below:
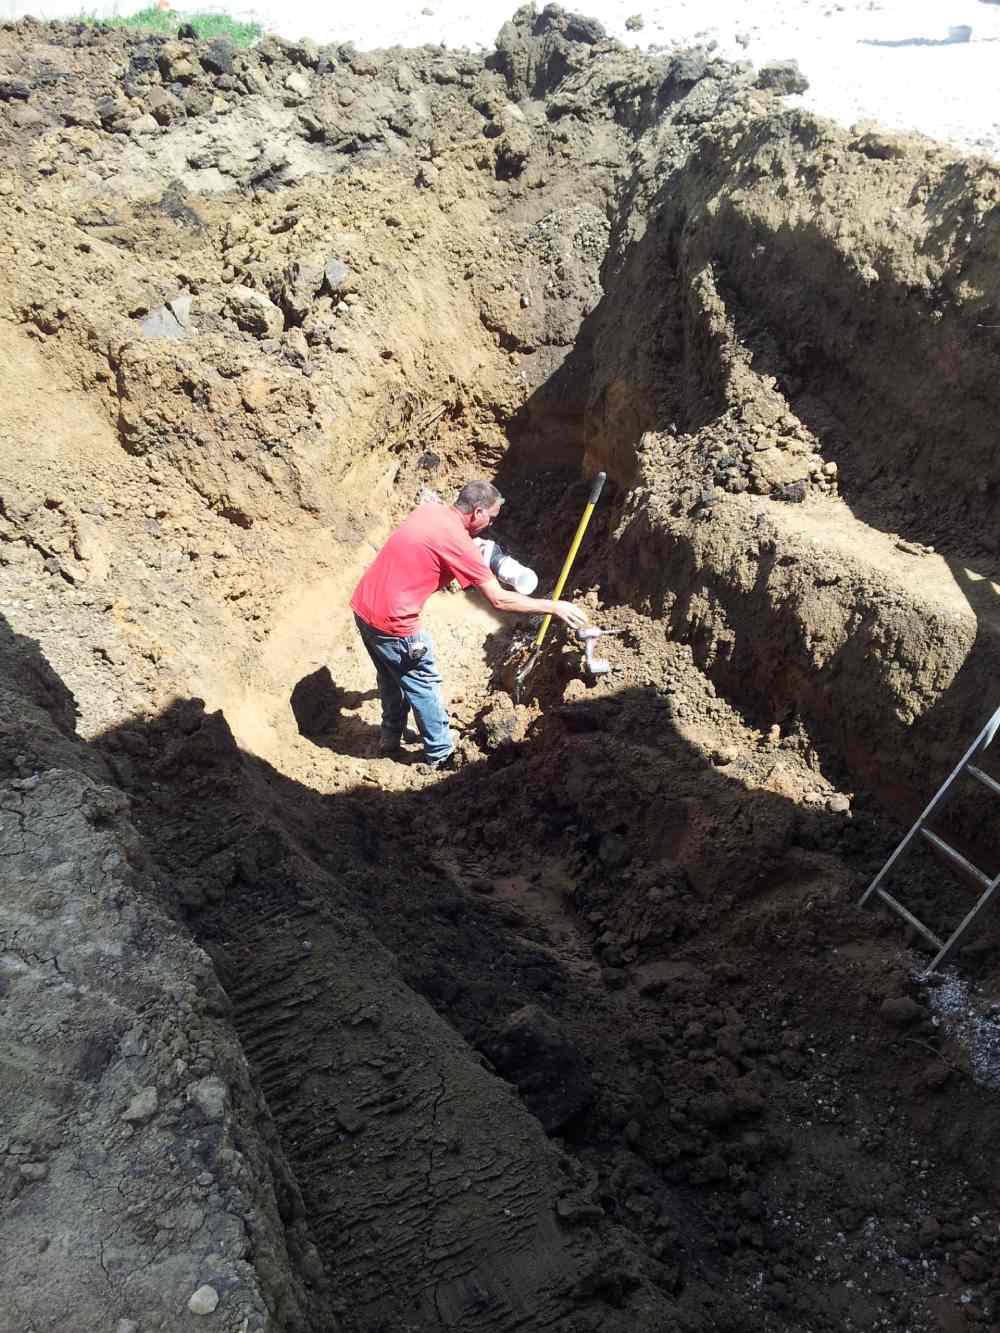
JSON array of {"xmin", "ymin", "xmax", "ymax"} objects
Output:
[{"xmin": 4, "ymin": 7, "xmax": 1000, "ymax": 1333}]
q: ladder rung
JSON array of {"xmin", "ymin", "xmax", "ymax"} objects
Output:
[
  {"xmin": 920, "ymin": 828, "xmax": 991, "ymax": 889},
  {"xmin": 874, "ymin": 888, "xmax": 945, "ymax": 950},
  {"xmin": 966, "ymin": 764, "xmax": 1000, "ymax": 798}
]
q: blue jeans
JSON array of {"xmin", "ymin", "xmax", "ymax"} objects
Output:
[{"xmin": 353, "ymin": 614, "xmax": 453, "ymax": 763}]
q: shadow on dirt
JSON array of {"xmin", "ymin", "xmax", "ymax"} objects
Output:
[
  {"xmin": 289, "ymin": 664, "xmax": 379, "ymax": 755},
  {"xmin": 8, "ymin": 607, "xmax": 1000, "ymax": 1329}
]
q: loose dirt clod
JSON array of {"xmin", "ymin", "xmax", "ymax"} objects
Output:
[{"xmin": 2, "ymin": 6, "xmax": 1000, "ymax": 1332}]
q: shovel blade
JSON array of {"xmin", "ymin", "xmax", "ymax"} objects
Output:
[
  {"xmin": 500, "ymin": 642, "xmax": 539, "ymax": 702},
  {"xmin": 513, "ymin": 650, "xmax": 540, "ymax": 703}
]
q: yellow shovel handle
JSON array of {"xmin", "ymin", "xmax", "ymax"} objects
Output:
[{"xmin": 533, "ymin": 471, "xmax": 606, "ymax": 649}]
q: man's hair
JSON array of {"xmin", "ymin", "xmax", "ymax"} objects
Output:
[{"xmin": 454, "ymin": 480, "xmax": 503, "ymax": 513}]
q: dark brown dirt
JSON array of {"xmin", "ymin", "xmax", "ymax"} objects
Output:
[{"xmin": 3, "ymin": 6, "xmax": 1000, "ymax": 1332}]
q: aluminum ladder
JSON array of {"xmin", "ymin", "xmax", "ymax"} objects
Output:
[{"xmin": 858, "ymin": 704, "xmax": 1000, "ymax": 973}]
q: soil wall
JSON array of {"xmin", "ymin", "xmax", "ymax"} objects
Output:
[{"xmin": 5, "ymin": 7, "xmax": 1000, "ymax": 1332}]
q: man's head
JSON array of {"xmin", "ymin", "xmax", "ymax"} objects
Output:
[{"xmin": 454, "ymin": 480, "xmax": 504, "ymax": 535}]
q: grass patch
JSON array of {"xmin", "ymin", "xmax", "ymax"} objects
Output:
[{"xmin": 76, "ymin": 6, "xmax": 263, "ymax": 46}]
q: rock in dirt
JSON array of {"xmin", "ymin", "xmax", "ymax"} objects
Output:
[
  {"xmin": 324, "ymin": 258, "xmax": 351, "ymax": 293},
  {"xmin": 188, "ymin": 1074, "xmax": 228, "ymax": 1121},
  {"xmin": 0, "ymin": 78, "xmax": 30, "ymax": 101},
  {"xmin": 145, "ymin": 86, "xmax": 186, "ymax": 127},
  {"xmin": 712, "ymin": 744, "xmax": 740, "ymax": 766},
  {"xmin": 773, "ymin": 479, "xmax": 807, "ymax": 503},
  {"xmin": 478, "ymin": 696, "xmax": 522, "ymax": 749},
  {"xmin": 122, "ymin": 1086, "xmax": 159, "ymax": 1123},
  {"xmin": 158, "ymin": 42, "xmax": 199, "ymax": 83},
  {"xmin": 139, "ymin": 293, "xmax": 193, "ymax": 339},
  {"xmin": 285, "ymin": 69, "xmax": 311, "ymax": 98},
  {"xmin": 495, "ymin": 122, "xmax": 533, "ymax": 179},
  {"xmin": 669, "ymin": 51, "xmax": 711, "ymax": 86},
  {"xmin": 756, "ymin": 61, "xmax": 809, "ymax": 95},
  {"xmin": 188, "ymin": 1284, "xmax": 220, "ymax": 1315},
  {"xmin": 9, "ymin": 103, "xmax": 44, "ymax": 128},
  {"xmin": 281, "ymin": 257, "xmax": 325, "ymax": 323},
  {"xmin": 549, "ymin": 9, "xmax": 607, "ymax": 43},
  {"xmin": 63, "ymin": 96, "xmax": 100, "ymax": 128},
  {"xmin": 483, "ymin": 1004, "xmax": 593, "ymax": 1133},
  {"xmin": 227, "ymin": 285, "xmax": 285, "ymax": 337},
  {"xmin": 852, "ymin": 129, "xmax": 910, "ymax": 161},
  {"xmin": 201, "ymin": 37, "xmax": 235, "ymax": 75},
  {"xmin": 880, "ymin": 996, "xmax": 928, "ymax": 1027}
]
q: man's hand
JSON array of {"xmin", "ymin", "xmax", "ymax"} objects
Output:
[
  {"xmin": 552, "ymin": 600, "xmax": 588, "ymax": 631},
  {"xmin": 478, "ymin": 576, "xmax": 589, "ymax": 628}
]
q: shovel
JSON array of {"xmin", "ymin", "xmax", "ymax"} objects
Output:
[{"xmin": 511, "ymin": 470, "xmax": 606, "ymax": 702}]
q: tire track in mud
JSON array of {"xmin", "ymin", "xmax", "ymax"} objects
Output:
[{"xmin": 202, "ymin": 874, "xmax": 652, "ymax": 1332}]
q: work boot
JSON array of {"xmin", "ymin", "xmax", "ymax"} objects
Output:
[
  {"xmin": 416, "ymin": 752, "xmax": 459, "ymax": 775},
  {"xmin": 379, "ymin": 727, "xmax": 420, "ymax": 755}
]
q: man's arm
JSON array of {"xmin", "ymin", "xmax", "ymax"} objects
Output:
[{"xmin": 476, "ymin": 576, "xmax": 588, "ymax": 630}]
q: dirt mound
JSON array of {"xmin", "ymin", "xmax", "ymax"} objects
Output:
[{"xmin": 4, "ymin": 5, "xmax": 1000, "ymax": 1332}]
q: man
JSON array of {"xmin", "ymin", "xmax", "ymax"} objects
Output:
[{"xmin": 350, "ymin": 480, "xmax": 588, "ymax": 771}]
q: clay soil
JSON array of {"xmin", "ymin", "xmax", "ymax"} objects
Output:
[{"xmin": 3, "ymin": 7, "xmax": 1000, "ymax": 1333}]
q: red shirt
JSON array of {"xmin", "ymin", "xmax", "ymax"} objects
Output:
[{"xmin": 350, "ymin": 503, "xmax": 491, "ymax": 636}]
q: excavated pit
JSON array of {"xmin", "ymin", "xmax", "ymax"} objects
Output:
[{"xmin": 4, "ymin": 7, "xmax": 1000, "ymax": 1333}]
